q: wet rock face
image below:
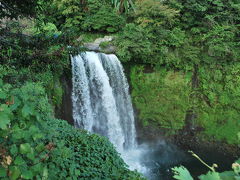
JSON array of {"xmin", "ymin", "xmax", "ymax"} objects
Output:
[
  {"xmin": 83, "ymin": 36, "xmax": 116, "ymax": 54},
  {"xmin": 55, "ymin": 73, "xmax": 74, "ymax": 125}
]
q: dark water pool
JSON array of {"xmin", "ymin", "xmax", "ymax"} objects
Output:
[{"xmin": 138, "ymin": 140, "xmax": 235, "ymax": 180}]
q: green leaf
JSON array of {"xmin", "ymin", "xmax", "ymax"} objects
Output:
[
  {"xmin": 31, "ymin": 163, "xmax": 42, "ymax": 173},
  {"xmin": 0, "ymin": 111, "xmax": 10, "ymax": 129},
  {"xmin": 0, "ymin": 90, "xmax": 7, "ymax": 99},
  {"xmin": 9, "ymin": 166, "xmax": 21, "ymax": 180},
  {"xmin": 36, "ymin": 143, "xmax": 45, "ymax": 153},
  {"xmin": 172, "ymin": 166, "xmax": 194, "ymax": 180},
  {"xmin": 0, "ymin": 167, "xmax": 7, "ymax": 177},
  {"xmin": 21, "ymin": 104, "xmax": 32, "ymax": 118},
  {"xmin": 14, "ymin": 156, "xmax": 25, "ymax": 166},
  {"xmin": 42, "ymin": 166, "xmax": 48, "ymax": 180},
  {"xmin": 75, "ymin": 169, "xmax": 81, "ymax": 176},
  {"xmin": 20, "ymin": 143, "xmax": 31, "ymax": 154},
  {"xmin": 0, "ymin": 79, "xmax": 3, "ymax": 87},
  {"xmin": 219, "ymin": 171, "xmax": 235, "ymax": 180},
  {"xmin": 10, "ymin": 97, "xmax": 21, "ymax": 111},
  {"xmin": 9, "ymin": 145, "xmax": 18, "ymax": 155},
  {"xmin": 21, "ymin": 170, "xmax": 33, "ymax": 179},
  {"xmin": 26, "ymin": 151, "xmax": 35, "ymax": 161},
  {"xmin": 199, "ymin": 171, "xmax": 221, "ymax": 180}
]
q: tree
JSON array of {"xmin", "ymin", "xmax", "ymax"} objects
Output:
[{"xmin": 0, "ymin": 0, "xmax": 39, "ymax": 19}]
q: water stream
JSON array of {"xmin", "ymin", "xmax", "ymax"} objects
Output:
[{"xmin": 71, "ymin": 51, "xmax": 146, "ymax": 173}]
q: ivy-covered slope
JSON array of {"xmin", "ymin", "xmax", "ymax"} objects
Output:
[{"xmin": 0, "ymin": 79, "xmax": 144, "ymax": 180}]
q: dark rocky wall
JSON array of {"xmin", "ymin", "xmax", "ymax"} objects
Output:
[{"xmin": 56, "ymin": 71, "xmax": 74, "ymax": 125}]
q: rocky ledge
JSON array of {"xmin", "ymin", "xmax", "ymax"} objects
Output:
[{"xmin": 82, "ymin": 36, "xmax": 116, "ymax": 54}]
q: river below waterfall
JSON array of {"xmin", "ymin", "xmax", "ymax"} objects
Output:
[
  {"xmin": 70, "ymin": 51, "xmax": 235, "ymax": 180},
  {"xmin": 132, "ymin": 139, "xmax": 235, "ymax": 179}
]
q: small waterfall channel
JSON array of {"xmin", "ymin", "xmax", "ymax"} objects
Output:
[{"xmin": 71, "ymin": 51, "xmax": 146, "ymax": 172}]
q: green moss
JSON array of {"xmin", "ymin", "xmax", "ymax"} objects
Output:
[
  {"xmin": 131, "ymin": 66, "xmax": 191, "ymax": 134},
  {"xmin": 80, "ymin": 33, "xmax": 104, "ymax": 43},
  {"xmin": 99, "ymin": 41, "xmax": 110, "ymax": 49},
  {"xmin": 195, "ymin": 63, "xmax": 240, "ymax": 144},
  {"xmin": 131, "ymin": 64, "xmax": 240, "ymax": 144}
]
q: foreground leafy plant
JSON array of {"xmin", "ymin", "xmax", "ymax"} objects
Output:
[
  {"xmin": 0, "ymin": 79, "xmax": 144, "ymax": 179},
  {"xmin": 172, "ymin": 151, "xmax": 240, "ymax": 180}
]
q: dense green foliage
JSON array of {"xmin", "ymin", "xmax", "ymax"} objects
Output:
[
  {"xmin": 1, "ymin": 0, "xmax": 240, "ymax": 179},
  {"xmin": 44, "ymin": 120, "xmax": 143, "ymax": 180},
  {"xmin": 0, "ymin": 81, "xmax": 53, "ymax": 179},
  {"xmin": 130, "ymin": 64, "xmax": 240, "ymax": 143},
  {"xmin": 116, "ymin": 0, "xmax": 183, "ymax": 64},
  {"xmin": 131, "ymin": 66, "xmax": 191, "ymax": 133},
  {"xmin": 115, "ymin": 0, "xmax": 240, "ymax": 144},
  {"xmin": 0, "ymin": 2, "xmax": 145, "ymax": 179},
  {"xmin": 39, "ymin": 0, "xmax": 126, "ymax": 34},
  {"xmin": 196, "ymin": 64, "xmax": 240, "ymax": 144},
  {"xmin": 0, "ymin": 0, "xmax": 39, "ymax": 18},
  {"xmin": 0, "ymin": 75, "xmax": 144, "ymax": 179}
]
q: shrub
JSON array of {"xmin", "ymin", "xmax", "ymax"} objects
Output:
[
  {"xmin": 44, "ymin": 119, "xmax": 144, "ymax": 180},
  {"xmin": 115, "ymin": 23, "xmax": 152, "ymax": 62},
  {"xmin": 82, "ymin": 5, "xmax": 126, "ymax": 33},
  {"xmin": 0, "ymin": 80, "xmax": 144, "ymax": 179}
]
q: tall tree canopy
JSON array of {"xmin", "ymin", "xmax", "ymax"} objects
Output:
[{"xmin": 0, "ymin": 0, "xmax": 39, "ymax": 19}]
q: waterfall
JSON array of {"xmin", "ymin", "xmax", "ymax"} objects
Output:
[{"xmin": 71, "ymin": 51, "xmax": 136, "ymax": 152}]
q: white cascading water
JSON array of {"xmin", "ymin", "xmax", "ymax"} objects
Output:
[{"xmin": 71, "ymin": 51, "xmax": 146, "ymax": 172}]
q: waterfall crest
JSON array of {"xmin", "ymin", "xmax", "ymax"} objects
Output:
[{"xmin": 71, "ymin": 51, "xmax": 136, "ymax": 151}]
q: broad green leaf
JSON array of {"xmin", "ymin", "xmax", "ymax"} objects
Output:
[
  {"xmin": 0, "ymin": 167, "xmax": 7, "ymax": 177},
  {"xmin": 9, "ymin": 166, "xmax": 21, "ymax": 180},
  {"xmin": 21, "ymin": 170, "xmax": 33, "ymax": 179},
  {"xmin": 0, "ymin": 90, "xmax": 7, "ymax": 99},
  {"xmin": 10, "ymin": 144, "xmax": 18, "ymax": 155},
  {"xmin": 185, "ymin": 72, "xmax": 192, "ymax": 82},
  {"xmin": 199, "ymin": 171, "xmax": 221, "ymax": 180},
  {"xmin": 219, "ymin": 171, "xmax": 235, "ymax": 180},
  {"xmin": 31, "ymin": 163, "xmax": 43, "ymax": 173},
  {"xmin": 14, "ymin": 156, "xmax": 25, "ymax": 166},
  {"xmin": 20, "ymin": 143, "xmax": 31, "ymax": 154},
  {"xmin": 0, "ymin": 112, "xmax": 10, "ymax": 129},
  {"xmin": 42, "ymin": 166, "xmax": 48, "ymax": 180},
  {"xmin": 75, "ymin": 169, "xmax": 81, "ymax": 176},
  {"xmin": 236, "ymin": 159, "xmax": 240, "ymax": 164},
  {"xmin": 172, "ymin": 166, "xmax": 194, "ymax": 180},
  {"xmin": 26, "ymin": 150, "xmax": 35, "ymax": 161},
  {"xmin": 36, "ymin": 143, "xmax": 45, "ymax": 153}
]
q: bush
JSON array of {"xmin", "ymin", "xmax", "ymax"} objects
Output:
[
  {"xmin": 115, "ymin": 23, "xmax": 152, "ymax": 62},
  {"xmin": 0, "ymin": 82, "xmax": 53, "ymax": 179},
  {"xmin": 82, "ymin": 5, "xmax": 126, "ymax": 33},
  {"xmin": 0, "ymin": 79, "xmax": 144, "ymax": 179},
  {"xmin": 43, "ymin": 0, "xmax": 125, "ymax": 34},
  {"xmin": 172, "ymin": 158, "xmax": 240, "ymax": 180},
  {"xmin": 44, "ymin": 119, "xmax": 144, "ymax": 180}
]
